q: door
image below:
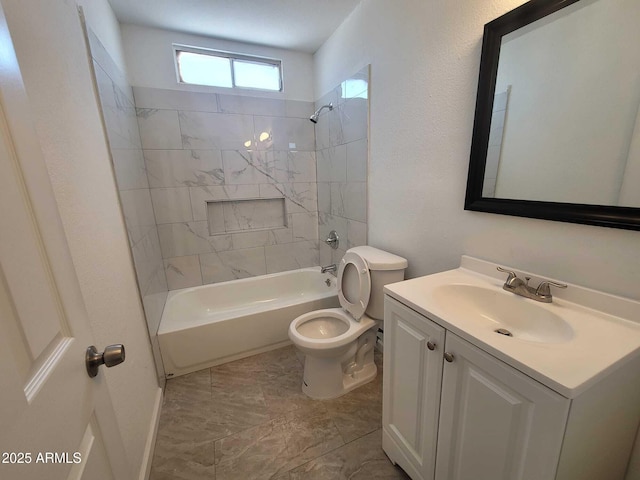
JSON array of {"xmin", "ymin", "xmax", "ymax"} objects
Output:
[
  {"xmin": 435, "ymin": 333, "xmax": 570, "ymax": 480},
  {"xmin": 0, "ymin": 6, "xmax": 130, "ymax": 480},
  {"xmin": 382, "ymin": 296, "xmax": 445, "ymax": 480}
]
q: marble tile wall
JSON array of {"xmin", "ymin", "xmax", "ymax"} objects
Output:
[
  {"xmin": 133, "ymin": 86, "xmax": 319, "ymax": 289},
  {"xmin": 314, "ymin": 66, "xmax": 369, "ymax": 266},
  {"xmin": 87, "ymin": 30, "xmax": 167, "ymax": 384}
]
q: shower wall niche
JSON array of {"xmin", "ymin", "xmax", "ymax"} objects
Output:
[{"xmin": 206, "ymin": 198, "xmax": 287, "ymax": 234}]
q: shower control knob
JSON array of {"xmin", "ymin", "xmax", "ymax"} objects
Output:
[
  {"xmin": 427, "ymin": 341, "xmax": 436, "ymax": 351},
  {"xmin": 444, "ymin": 352, "xmax": 455, "ymax": 363},
  {"xmin": 324, "ymin": 230, "xmax": 339, "ymax": 250},
  {"xmin": 86, "ymin": 344, "xmax": 126, "ymax": 378}
]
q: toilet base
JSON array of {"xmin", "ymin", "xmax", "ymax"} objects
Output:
[
  {"xmin": 300, "ymin": 328, "xmax": 378, "ymax": 400},
  {"xmin": 302, "ymin": 360, "xmax": 377, "ymax": 400},
  {"xmin": 342, "ymin": 362, "xmax": 377, "ymax": 395}
]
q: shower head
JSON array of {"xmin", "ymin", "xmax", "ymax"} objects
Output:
[{"xmin": 309, "ymin": 103, "xmax": 333, "ymax": 123}]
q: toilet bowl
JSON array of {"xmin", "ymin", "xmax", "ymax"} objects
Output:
[
  {"xmin": 290, "ymin": 309, "xmax": 377, "ymax": 357},
  {"xmin": 288, "ymin": 246, "xmax": 408, "ymax": 399}
]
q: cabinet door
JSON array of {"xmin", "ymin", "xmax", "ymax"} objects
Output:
[
  {"xmin": 383, "ymin": 296, "xmax": 445, "ymax": 480},
  {"xmin": 435, "ymin": 333, "xmax": 570, "ymax": 480}
]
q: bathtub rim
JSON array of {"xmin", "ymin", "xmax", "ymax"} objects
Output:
[
  {"xmin": 164, "ymin": 266, "xmax": 332, "ymax": 303},
  {"xmin": 158, "ymin": 266, "xmax": 338, "ymax": 335}
]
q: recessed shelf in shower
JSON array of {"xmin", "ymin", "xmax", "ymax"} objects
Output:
[{"xmin": 206, "ymin": 197, "xmax": 287, "ymax": 235}]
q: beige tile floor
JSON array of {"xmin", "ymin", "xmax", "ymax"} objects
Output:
[{"xmin": 150, "ymin": 346, "xmax": 410, "ymax": 480}]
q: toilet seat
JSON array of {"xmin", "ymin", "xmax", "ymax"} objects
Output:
[{"xmin": 338, "ymin": 251, "xmax": 371, "ymax": 320}]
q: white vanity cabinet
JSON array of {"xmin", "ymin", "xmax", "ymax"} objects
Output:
[
  {"xmin": 383, "ymin": 296, "xmax": 569, "ymax": 480},
  {"xmin": 382, "ymin": 258, "xmax": 640, "ymax": 480}
]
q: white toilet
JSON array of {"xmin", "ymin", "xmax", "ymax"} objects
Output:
[{"xmin": 289, "ymin": 246, "xmax": 408, "ymax": 399}]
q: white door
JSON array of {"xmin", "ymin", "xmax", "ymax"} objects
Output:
[
  {"xmin": 0, "ymin": 6, "xmax": 130, "ymax": 480},
  {"xmin": 435, "ymin": 333, "xmax": 570, "ymax": 480},
  {"xmin": 382, "ymin": 296, "xmax": 445, "ymax": 480}
]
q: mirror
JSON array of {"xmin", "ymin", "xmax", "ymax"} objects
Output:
[{"xmin": 465, "ymin": 0, "xmax": 640, "ymax": 230}]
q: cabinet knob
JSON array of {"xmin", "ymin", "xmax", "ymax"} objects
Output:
[
  {"xmin": 427, "ymin": 341, "xmax": 436, "ymax": 351},
  {"xmin": 444, "ymin": 352, "xmax": 455, "ymax": 363}
]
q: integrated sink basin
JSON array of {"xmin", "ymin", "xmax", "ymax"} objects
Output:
[
  {"xmin": 432, "ymin": 284, "xmax": 574, "ymax": 343},
  {"xmin": 384, "ymin": 256, "xmax": 640, "ymax": 398}
]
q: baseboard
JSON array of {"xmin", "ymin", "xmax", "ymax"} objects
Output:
[{"xmin": 138, "ymin": 387, "xmax": 163, "ymax": 480}]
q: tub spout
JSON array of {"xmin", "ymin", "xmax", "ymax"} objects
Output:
[{"xmin": 321, "ymin": 264, "xmax": 337, "ymax": 274}]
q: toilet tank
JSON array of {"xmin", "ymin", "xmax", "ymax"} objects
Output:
[{"xmin": 348, "ymin": 246, "xmax": 408, "ymax": 320}]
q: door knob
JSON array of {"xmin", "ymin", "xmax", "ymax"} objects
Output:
[
  {"xmin": 444, "ymin": 352, "xmax": 455, "ymax": 363},
  {"xmin": 427, "ymin": 341, "xmax": 436, "ymax": 351},
  {"xmin": 86, "ymin": 344, "xmax": 125, "ymax": 378}
]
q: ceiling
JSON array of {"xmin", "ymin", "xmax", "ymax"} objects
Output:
[{"xmin": 107, "ymin": 0, "xmax": 362, "ymax": 54}]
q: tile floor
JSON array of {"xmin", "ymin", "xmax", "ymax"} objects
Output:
[{"xmin": 149, "ymin": 346, "xmax": 410, "ymax": 479}]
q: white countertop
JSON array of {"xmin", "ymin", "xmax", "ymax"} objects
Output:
[{"xmin": 384, "ymin": 256, "xmax": 640, "ymax": 398}]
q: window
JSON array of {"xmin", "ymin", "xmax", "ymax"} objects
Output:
[
  {"xmin": 341, "ymin": 79, "xmax": 368, "ymax": 99},
  {"xmin": 174, "ymin": 45, "xmax": 282, "ymax": 92}
]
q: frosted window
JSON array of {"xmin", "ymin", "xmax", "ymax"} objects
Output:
[
  {"xmin": 175, "ymin": 46, "xmax": 282, "ymax": 92},
  {"xmin": 234, "ymin": 60, "xmax": 281, "ymax": 91},
  {"xmin": 177, "ymin": 51, "xmax": 232, "ymax": 88}
]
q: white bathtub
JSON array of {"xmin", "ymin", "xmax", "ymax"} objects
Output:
[{"xmin": 158, "ymin": 267, "xmax": 339, "ymax": 377}]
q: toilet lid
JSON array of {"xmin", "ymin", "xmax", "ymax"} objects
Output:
[{"xmin": 337, "ymin": 251, "xmax": 371, "ymax": 320}]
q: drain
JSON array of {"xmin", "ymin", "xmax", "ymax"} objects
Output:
[{"xmin": 495, "ymin": 328, "xmax": 513, "ymax": 337}]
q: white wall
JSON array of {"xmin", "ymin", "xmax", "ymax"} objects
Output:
[
  {"xmin": 314, "ymin": 1, "xmax": 640, "ymax": 475},
  {"xmin": 121, "ymin": 23, "xmax": 314, "ymax": 101},
  {"xmin": 2, "ymin": 0, "xmax": 160, "ymax": 476}
]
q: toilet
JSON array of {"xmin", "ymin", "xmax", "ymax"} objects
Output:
[{"xmin": 289, "ymin": 246, "xmax": 408, "ymax": 399}]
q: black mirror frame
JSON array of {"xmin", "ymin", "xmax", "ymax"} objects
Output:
[{"xmin": 464, "ymin": 0, "xmax": 640, "ymax": 231}]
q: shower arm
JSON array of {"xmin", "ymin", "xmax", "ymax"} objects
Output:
[{"xmin": 310, "ymin": 103, "xmax": 333, "ymax": 123}]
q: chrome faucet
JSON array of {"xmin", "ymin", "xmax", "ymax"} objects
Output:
[
  {"xmin": 497, "ymin": 266, "xmax": 567, "ymax": 303},
  {"xmin": 321, "ymin": 264, "xmax": 337, "ymax": 274}
]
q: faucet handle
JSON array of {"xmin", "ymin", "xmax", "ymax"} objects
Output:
[
  {"xmin": 324, "ymin": 230, "xmax": 339, "ymax": 250},
  {"xmin": 497, "ymin": 266, "xmax": 518, "ymax": 284},
  {"xmin": 536, "ymin": 280, "xmax": 568, "ymax": 297}
]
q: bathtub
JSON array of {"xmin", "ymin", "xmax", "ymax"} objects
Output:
[{"xmin": 157, "ymin": 267, "xmax": 339, "ymax": 377}]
